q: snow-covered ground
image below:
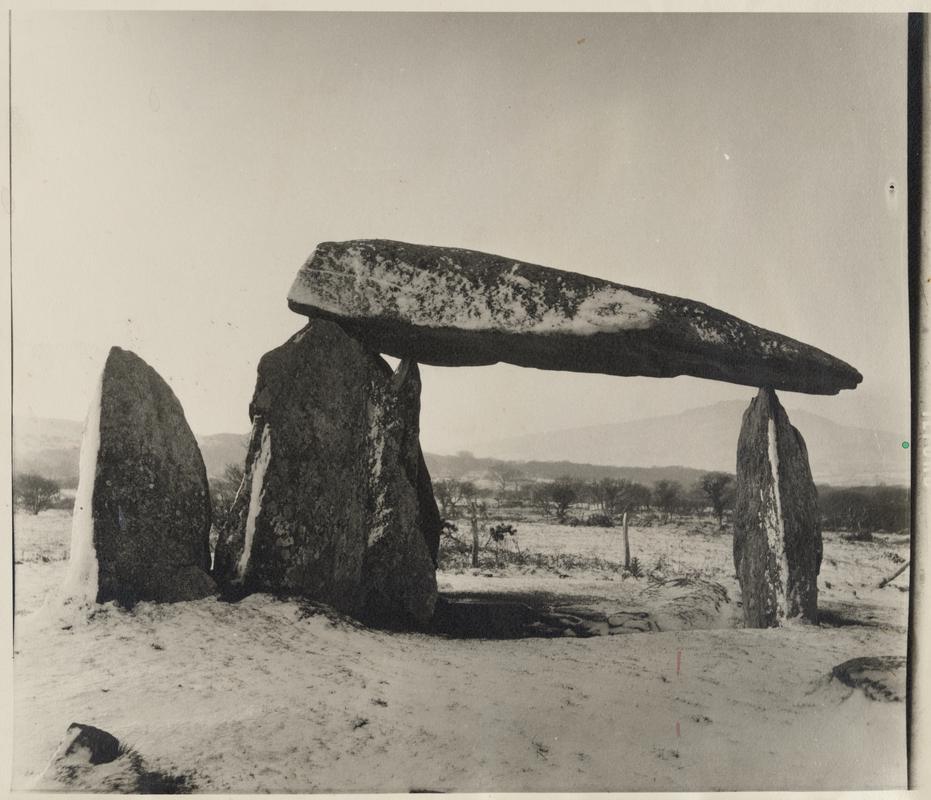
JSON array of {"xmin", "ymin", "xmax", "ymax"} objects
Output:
[{"xmin": 12, "ymin": 510, "xmax": 910, "ymax": 792}]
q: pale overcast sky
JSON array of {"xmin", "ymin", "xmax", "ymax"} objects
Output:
[{"xmin": 11, "ymin": 12, "xmax": 910, "ymax": 453}]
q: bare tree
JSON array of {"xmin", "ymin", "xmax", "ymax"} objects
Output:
[
  {"xmin": 698, "ymin": 472, "xmax": 734, "ymax": 527},
  {"xmin": 652, "ymin": 480, "xmax": 682, "ymax": 515},
  {"xmin": 593, "ymin": 478, "xmax": 651, "ymax": 516},
  {"xmin": 593, "ymin": 478, "xmax": 622, "ymax": 515},
  {"xmin": 487, "ymin": 464, "xmax": 524, "ymax": 499},
  {"xmin": 210, "ymin": 463, "xmax": 246, "ymax": 525},
  {"xmin": 458, "ymin": 482, "xmax": 489, "ymax": 567},
  {"xmin": 547, "ymin": 476, "xmax": 580, "ymax": 521},
  {"xmin": 13, "ymin": 473, "xmax": 61, "ymax": 515},
  {"xmin": 528, "ymin": 483, "xmax": 554, "ymax": 516},
  {"xmin": 433, "ymin": 478, "xmax": 469, "ymax": 518}
]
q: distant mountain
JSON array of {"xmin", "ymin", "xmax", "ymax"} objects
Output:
[
  {"xmin": 422, "ymin": 451, "xmax": 706, "ymax": 488},
  {"xmin": 13, "ymin": 417, "xmax": 250, "ymax": 486},
  {"xmin": 12, "ymin": 414, "xmax": 704, "ymax": 490},
  {"xmin": 12, "ymin": 417, "xmax": 85, "ymax": 487},
  {"xmin": 197, "ymin": 433, "xmax": 251, "ymax": 479},
  {"xmin": 476, "ymin": 400, "xmax": 909, "ymax": 487},
  {"xmin": 13, "ymin": 399, "xmax": 909, "ymax": 489}
]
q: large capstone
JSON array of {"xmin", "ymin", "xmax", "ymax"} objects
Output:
[
  {"xmin": 287, "ymin": 240, "xmax": 861, "ymax": 395},
  {"xmin": 213, "ymin": 319, "xmax": 438, "ymax": 626},
  {"xmin": 733, "ymin": 387, "xmax": 822, "ymax": 627},
  {"xmin": 64, "ymin": 347, "xmax": 215, "ymax": 606}
]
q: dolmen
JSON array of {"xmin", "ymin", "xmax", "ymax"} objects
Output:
[
  {"xmin": 63, "ymin": 347, "xmax": 215, "ymax": 607},
  {"xmin": 286, "ymin": 240, "xmax": 846, "ymax": 627},
  {"xmin": 64, "ymin": 239, "xmax": 857, "ymax": 629}
]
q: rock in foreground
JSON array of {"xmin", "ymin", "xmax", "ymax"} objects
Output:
[
  {"xmin": 733, "ymin": 387, "xmax": 822, "ymax": 627},
  {"xmin": 831, "ymin": 656, "xmax": 906, "ymax": 702},
  {"xmin": 64, "ymin": 347, "xmax": 215, "ymax": 606},
  {"xmin": 34, "ymin": 723, "xmax": 194, "ymax": 793},
  {"xmin": 213, "ymin": 320, "xmax": 438, "ymax": 626},
  {"xmin": 287, "ymin": 240, "xmax": 861, "ymax": 395}
]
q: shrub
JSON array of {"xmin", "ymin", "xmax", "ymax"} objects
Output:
[
  {"xmin": 13, "ymin": 473, "xmax": 61, "ymax": 514},
  {"xmin": 584, "ymin": 513, "xmax": 614, "ymax": 527},
  {"xmin": 819, "ymin": 485, "xmax": 909, "ymax": 533},
  {"xmin": 488, "ymin": 523, "xmax": 517, "ymax": 542}
]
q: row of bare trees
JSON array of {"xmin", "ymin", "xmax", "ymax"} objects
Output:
[
  {"xmin": 12, "ymin": 461, "xmax": 911, "ymax": 541},
  {"xmin": 434, "ymin": 471, "xmax": 736, "ymax": 526}
]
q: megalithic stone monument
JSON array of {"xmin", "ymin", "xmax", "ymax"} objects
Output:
[
  {"xmin": 280, "ymin": 239, "xmax": 858, "ymax": 627},
  {"xmin": 63, "ymin": 347, "xmax": 216, "ymax": 607},
  {"xmin": 213, "ymin": 319, "xmax": 439, "ymax": 626},
  {"xmin": 733, "ymin": 387, "xmax": 822, "ymax": 627},
  {"xmin": 57, "ymin": 242, "xmax": 853, "ymax": 629}
]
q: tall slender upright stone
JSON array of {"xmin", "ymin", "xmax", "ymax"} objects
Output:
[
  {"xmin": 64, "ymin": 347, "xmax": 216, "ymax": 607},
  {"xmin": 733, "ymin": 387, "xmax": 822, "ymax": 627},
  {"xmin": 213, "ymin": 319, "xmax": 438, "ymax": 626}
]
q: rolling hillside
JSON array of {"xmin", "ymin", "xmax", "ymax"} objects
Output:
[
  {"xmin": 476, "ymin": 400, "xmax": 909, "ymax": 487},
  {"xmin": 12, "ymin": 418, "xmax": 249, "ymax": 485},
  {"xmin": 13, "ymin": 399, "xmax": 909, "ymax": 489}
]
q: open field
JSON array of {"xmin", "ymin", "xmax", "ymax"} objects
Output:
[{"xmin": 12, "ymin": 508, "xmax": 910, "ymax": 792}]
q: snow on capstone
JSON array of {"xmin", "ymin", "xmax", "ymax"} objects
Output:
[
  {"xmin": 307, "ymin": 244, "xmax": 659, "ymax": 335},
  {"xmin": 287, "ymin": 239, "xmax": 863, "ymax": 394},
  {"xmin": 236, "ymin": 423, "xmax": 272, "ymax": 581},
  {"xmin": 60, "ymin": 369, "xmax": 104, "ymax": 608}
]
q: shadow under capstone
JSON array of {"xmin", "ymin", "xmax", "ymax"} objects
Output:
[{"xmin": 427, "ymin": 592, "xmax": 657, "ymax": 640}]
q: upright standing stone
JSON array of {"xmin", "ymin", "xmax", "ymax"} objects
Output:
[
  {"xmin": 213, "ymin": 319, "xmax": 438, "ymax": 626},
  {"xmin": 733, "ymin": 387, "xmax": 821, "ymax": 627},
  {"xmin": 64, "ymin": 347, "xmax": 216, "ymax": 606}
]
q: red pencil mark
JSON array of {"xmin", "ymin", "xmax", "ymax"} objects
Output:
[
  {"xmin": 675, "ymin": 720, "xmax": 681, "ymax": 737},
  {"xmin": 676, "ymin": 649, "xmax": 682, "ymax": 676}
]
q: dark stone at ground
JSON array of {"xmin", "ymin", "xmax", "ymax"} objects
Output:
[
  {"xmin": 60, "ymin": 723, "xmax": 122, "ymax": 765},
  {"xmin": 287, "ymin": 240, "xmax": 861, "ymax": 395},
  {"xmin": 430, "ymin": 596, "xmax": 666, "ymax": 639},
  {"xmin": 213, "ymin": 319, "xmax": 438, "ymax": 626},
  {"xmin": 430, "ymin": 597, "xmax": 537, "ymax": 638},
  {"xmin": 733, "ymin": 387, "xmax": 822, "ymax": 627},
  {"xmin": 91, "ymin": 347, "xmax": 215, "ymax": 605},
  {"xmin": 36, "ymin": 723, "xmax": 194, "ymax": 793},
  {"xmin": 830, "ymin": 656, "xmax": 906, "ymax": 702}
]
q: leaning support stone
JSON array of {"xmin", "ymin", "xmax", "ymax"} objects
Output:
[
  {"xmin": 63, "ymin": 347, "xmax": 216, "ymax": 607},
  {"xmin": 733, "ymin": 387, "xmax": 822, "ymax": 627},
  {"xmin": 213, "ymin": 319, "xmax": 438, "ymax": 626}
]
